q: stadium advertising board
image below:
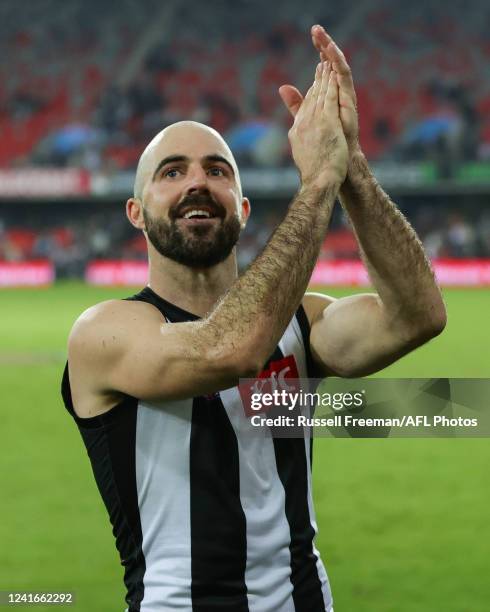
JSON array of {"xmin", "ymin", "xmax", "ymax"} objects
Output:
[
  {"xmin": 0, "ymin": 169, "xmax": 90, "ymax": 198},
  {"xmin": 0, "ymin": 260, "xmax": 54, "ymax": 287},
  {"xmin": 86, "ymin": 259, "xmax": 490, "ymax": 287},
  {"xmin": 85, "ymin": 260, "xmax": 149, "ymax": 286},
  {"xmin": 311, "ymin": 259, "xmax": 490, "ymax": 286}
]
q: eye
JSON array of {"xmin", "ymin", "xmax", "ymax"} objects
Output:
[
  {"xmin": 163, "ymin": 167, "xmax": 181, "ymax": 178},
  {"xmin": 208, "ymin": 166, "xmax": 225, "ymax": 176}
]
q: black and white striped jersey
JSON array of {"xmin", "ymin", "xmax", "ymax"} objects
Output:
[{"xmin": 61, "ymin": 286, "xmax": 333, "ymax": 612}]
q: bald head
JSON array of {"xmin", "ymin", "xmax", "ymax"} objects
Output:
[{"xmin": 133, "ymin": 121, "xmax": 241, "ymax": 201}]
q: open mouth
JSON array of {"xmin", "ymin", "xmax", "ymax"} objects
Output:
[
  {"xmin": 176, "ymin": 206, "xmax": 222, "ymax": 223},
  {"xmin": 182, "ymin": 209, "xmax": 214, "ymax": 220}
]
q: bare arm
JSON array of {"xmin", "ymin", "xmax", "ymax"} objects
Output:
[
  {"xmin": 306, "ymin": 152, "xmax": 446, "ymax": 377},
  {"xmin": 281, "ymin": 26, "xmax": 447, "ymax": 377},
  {"xmin": 339, "ymin": 148, "xmax": 446, "ymax": 332},
  {"xmin": 69, "ymin": 62, "xmax": 348, "ymax": 407}
]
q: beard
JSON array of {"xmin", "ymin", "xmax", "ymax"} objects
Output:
[{"xmin": 142, "ymin": 193, "xmax": 242, "ymax": 269}]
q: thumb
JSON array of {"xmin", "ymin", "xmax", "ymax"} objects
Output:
[{"xmin": 278, "ymin": 84, "xmax": 303, "ymax": 118}]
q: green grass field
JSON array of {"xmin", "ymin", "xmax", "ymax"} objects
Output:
[{"xmin": 1, "ymin": 282, "xmax": 489, "ymax": 611}]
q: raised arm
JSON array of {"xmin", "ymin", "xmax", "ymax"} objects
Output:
[
  {"xmin": 280, "ymin": 25, "xmax": 446, "ymax": 377},
  {"xmin": 68, "ymin": 62, "xmax": 348, "ymax": 410}
]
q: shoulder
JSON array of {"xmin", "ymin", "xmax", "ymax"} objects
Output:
[
  {"xmin": 66, "ymin": 298, "xmax": 169, "ymax": 414},
  {"xmin": 71, "ymin": 297, "xmax": 164, "ymax": 330},
  {"xmin": 68, "ymin": 298, "xmax": 165, "ymax": 359}
]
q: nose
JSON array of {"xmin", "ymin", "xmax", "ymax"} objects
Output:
[{"xmin": 185, "ymin": 166, "xmax": 209, "ymax": 195}]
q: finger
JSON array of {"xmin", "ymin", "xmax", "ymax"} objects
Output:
[
  {"xmin": 295, "ymin": 62, "xmax": 322, "ymax": 124},
  {"xmin": 324, "ymin": 70, "xmax": 340, "ymax": 116},
  {"xmin": 278, "ymin": 84, "xmax": 304, "ymax": 118},
  {"xmin": 304, "ymin": 62, "xmax": 321, "ymax": 98},
  {"xmin": 311, "ymin": 24, "xmax": 332, "ymax": 55},
  {"xmin": 308, "ymin": 62, "xmax": 323, "ymax": 108},
  {"xmin": 338, "ymin": 76, "xmax": 357, "ymax": 112},
  {"xmin": 315, "ymin": 62, "xmax": 329, "ymax": 115},
  {"xmin": 312, "ymin": 26, "xmax": 356, "ymax": 101},
  {"xmin": 325, "ymin": 43, "xmax": 357, "ymax": 104},
  {"xmin": 325, "ymin": 60, "xmax": 332, "ymax": 84}
]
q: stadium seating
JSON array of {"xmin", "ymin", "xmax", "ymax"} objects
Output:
[{"xmin": 1, "ymin": 0, "xmax": 489, "ymax": 168}]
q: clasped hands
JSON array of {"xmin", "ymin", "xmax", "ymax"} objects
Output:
[{"xmin": 279, "ymin": 25, "xmax": 361, "ymax": 190}]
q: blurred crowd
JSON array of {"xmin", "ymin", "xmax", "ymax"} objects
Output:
[
  {"xmin": 1, "ymin": 204, "xmax": 489, "ymax": 278},
  {"xmin": 1, "ymin": 0, "xmax": 488, "ymax": 277},
  {"xmin": 1, "ymin": 0, "xmax": 490, "ymax": 175}
]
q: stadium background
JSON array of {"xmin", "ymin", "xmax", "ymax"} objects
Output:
[{"xmin": 1, "ymin": 0, "xmax": 489, "ymax": 610}]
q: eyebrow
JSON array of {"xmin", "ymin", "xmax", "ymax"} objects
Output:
[{"xmin": 152, "ymin": 154, "xmax": 235, "ymax": 181}]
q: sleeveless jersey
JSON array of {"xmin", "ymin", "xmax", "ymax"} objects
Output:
[{"xmin": 61, "ymin": 286, "xmax": 333, "ymax": 612}]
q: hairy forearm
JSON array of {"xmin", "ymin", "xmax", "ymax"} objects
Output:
[
  {"xmin": 340, "ymin": 149, "xmax": 445, "ymax": 328},
  {"xmin": 205, "ymin": 183, "xmax": 339, "ymax": 369}
]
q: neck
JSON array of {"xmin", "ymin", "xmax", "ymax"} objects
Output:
[{"xmin": 147, "ymin": 247, "xmax": 238, "ymax": 317}]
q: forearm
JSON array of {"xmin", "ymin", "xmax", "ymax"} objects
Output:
[
  {"xmin": 206, "ymin": 182, "xmax": 339, "ymax": 368},
  {"xmin": 340, "ymin": 148, "xmax": 445, "ymax": 328}
]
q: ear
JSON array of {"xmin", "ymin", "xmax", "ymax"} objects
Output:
[
  {"xmin": 278, "ymin": 84, "xmax": 304, "ymax": 118},
  {"xmin": 240, "ymin": 197, "xmax": 251, "ymax": 229},
  {"xmin": 126, "ymin": 198, "xmax": 146, "ymax": 230}
]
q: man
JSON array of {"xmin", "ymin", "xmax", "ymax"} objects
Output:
[{"xmin": 62, "ymin": 25, "xmax": 446, "ymax": 612}]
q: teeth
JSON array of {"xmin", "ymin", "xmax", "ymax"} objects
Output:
[{"xmin": 183, "ymin": 209, "xmax": 211, "ymax": 219}]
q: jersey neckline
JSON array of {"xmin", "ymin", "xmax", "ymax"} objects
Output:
[{"xmin": 137, "ymin": 286, "xmax": 201, "ymax": 322}]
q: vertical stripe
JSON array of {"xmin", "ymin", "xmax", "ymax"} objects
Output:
[
  {"xmin": 273, "ymin": 434, "xmax": 326, "ymax": 612},
  {"xmin": 103, "ymin": 401, "xmax": 146, "ymax": 612},
  {"xmin": 62, "ymin": 367, "xmax": 146, "ymax": 611},
  {"xmin": 220, "ymin": 386, "xmax": 295, "ymax": 612},
  {"xmin": 290, "ymin": 312, "xmax": 334, "ymax": 610},
  {"xmin": 303, "ymin": 424, "xmax": 334, "ymax": 611},
  {"xmin": 190, "ymin": 396, "xmax": 249, "ymax": 611},
  {"xmin": 135, "ymin": 399, "xmax": 193, "ymax": 610},
  {"xmin": 275, "ymin": 318, "xmax": 327, "ymax": 612}
]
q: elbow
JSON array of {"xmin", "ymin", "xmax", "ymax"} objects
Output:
[
  {"xmin": 424, "ymin": 299, "xmax": 447, "ymax": 338},
  {"xmin": 430, "ymin": 306, "xmax": 447, "ymax": 337},
  {"xmin": 409, "ymin": 301, "xmax": 447, "ymax": 344}
]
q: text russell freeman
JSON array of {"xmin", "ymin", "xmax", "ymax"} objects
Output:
[{"xmin": 250, "ymin": 415, "xmax": 478, "ymax": 428}]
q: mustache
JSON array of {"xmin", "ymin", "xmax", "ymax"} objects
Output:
[{"xmin": 170, "ymin": 193, "xmax": 226, "ymax": 220}]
